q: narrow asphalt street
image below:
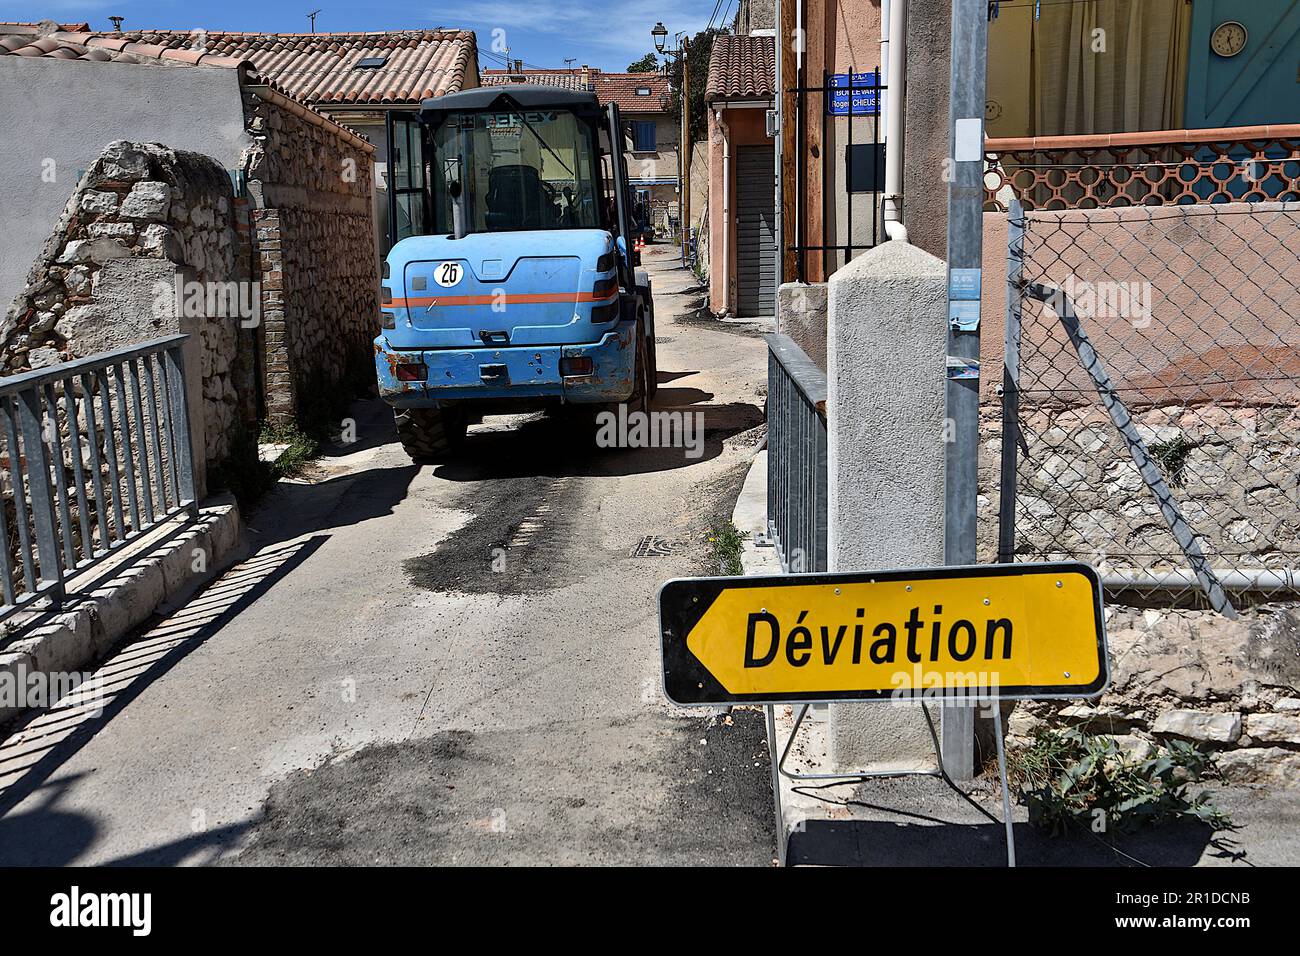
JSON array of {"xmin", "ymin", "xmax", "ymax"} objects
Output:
[{"xmin": 0, "ymin": 250, "xmax": 777, "ymax": 866}]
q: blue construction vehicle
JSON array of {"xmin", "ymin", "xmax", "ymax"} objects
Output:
[{"xmin": 376, "ymin": 86, "xmax": 657, "ymax": 460}]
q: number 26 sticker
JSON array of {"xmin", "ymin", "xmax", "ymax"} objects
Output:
[{"xmin": 435, "ymin": 262, "xmax": 463, "ymax": 288}]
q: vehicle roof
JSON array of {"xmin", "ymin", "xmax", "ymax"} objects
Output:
[{"xmin": 419, "ymin": 85, "xmax": 601, "ymax": 116}]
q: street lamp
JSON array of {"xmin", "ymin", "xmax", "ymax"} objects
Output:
[{"xmin": 650, "ymin": 22, "xmax": 692, "ymax": 261}]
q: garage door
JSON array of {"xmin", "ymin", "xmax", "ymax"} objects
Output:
[{"xmin": 735, "ymin": 145, "xmax": 776, "ymax": 317}]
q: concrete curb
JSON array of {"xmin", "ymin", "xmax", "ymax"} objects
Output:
[
  {"xmin": 0, "ymin": 494, "xmax": 243, "ymax": 725},
  {"xmin": 732, "ymin": 449, "xmax": 782, "ymax": 576}
]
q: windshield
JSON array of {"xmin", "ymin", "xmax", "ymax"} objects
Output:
[{"xmin": 432, "ymin": 108, "xmax": 602, "ymax": 234}]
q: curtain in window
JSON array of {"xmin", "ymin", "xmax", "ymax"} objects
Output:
[{"xmin": 1032, "ymin": 0, "xmax": 1191, "ymax": 135}]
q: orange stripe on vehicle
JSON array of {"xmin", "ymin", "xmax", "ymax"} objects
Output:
[{"xmin": 390, "ymin": 291, "xmax": 616, "ymax": 308}]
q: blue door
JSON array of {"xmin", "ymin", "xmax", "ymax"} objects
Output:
[{"xmin": 1184, "ymin": 0, "xmax": 1300, "ymax": 128}]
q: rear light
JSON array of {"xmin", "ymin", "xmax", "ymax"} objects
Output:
[
  {"xmin": 592, "ymin": 276, "xmax": 618, "ymax": 299},
  {"xmin": 383, "ymin": 260, "xmax": 390, "ymax": 279},
  {"xmin": 381, "ymin": 285, "xmax": 393, "ymax": 303},
  {"xmin": 380, "ymin": 310, "xmax": 395, "ymax": 330},
  {"xmin": 590, "ymin": 301, "xmax": 619, "ymax": 323},
  {"xmin": 596, "ymin": 250, "xmax": 616, "ymax": 272},
  {"xmin": 396, "ymin": 362, "xmax": 426, "ymax": 382},
  {"xmin": 560, "ymin": 357, "xmax": 594, "ymax": 376}
]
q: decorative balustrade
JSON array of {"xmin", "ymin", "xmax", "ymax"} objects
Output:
[{"xmin": 985, "ymin": 124, "xmax": 1300, "ymax": 212}]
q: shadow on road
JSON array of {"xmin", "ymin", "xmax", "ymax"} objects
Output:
[
  {"xmin": 431, "ymin": 375, "xmax": 764, "ymax": 483},
  {"xmin": 0, "ymin": 535, "xmax": 326, "ymax": 866},
  {"xmin": 787, "ymin": 816, "xmax": 1230, "ymax": 867}
]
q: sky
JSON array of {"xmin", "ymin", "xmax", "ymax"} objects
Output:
[{"xmin": 1, "ymin": 0, "xmax": 727, "ymax": 72}]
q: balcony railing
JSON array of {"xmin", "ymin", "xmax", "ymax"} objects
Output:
[
  {"xmin": 984, "ymin": 124, "xmax": 1300, "ymax": 212},
  {"xmin": 766, "ymin": 334, "xmax": 827, "ymax": 574},
  {"xmin": 0, "ymin": 335, "xmax": 197, "ymax": 619}
]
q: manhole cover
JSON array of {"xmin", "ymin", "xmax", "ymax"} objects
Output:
[{"xmin": 630, "ymin": 535, "xmax": 682, "ymax": 557}]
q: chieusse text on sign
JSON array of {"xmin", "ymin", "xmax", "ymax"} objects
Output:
[
  {"xmin": 827, "ymin": 71, "xmax": 881, "ymax": 116},
  {"xmin": 658, "ymin": 562, "xmax": 1108, "ymax": 706}
]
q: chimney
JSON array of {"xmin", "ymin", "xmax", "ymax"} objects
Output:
[{"xmin": 580, "ymin": 64, "xmax": 590, "ymax": 90}]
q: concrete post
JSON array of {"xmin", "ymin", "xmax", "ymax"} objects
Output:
[{"xmin": 826, "ymin": 240, "xmax": 947, "ymax": 771}]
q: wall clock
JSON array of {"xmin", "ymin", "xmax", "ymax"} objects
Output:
[{"xmin": 1211, "ymin": 20, "xmax": 1248, "ymax": 57}]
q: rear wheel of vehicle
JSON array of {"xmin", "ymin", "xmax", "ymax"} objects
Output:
[
  {"xmin": 645, "ymin": 310, "xmax": 658, "ymax": 398},
  {"xmin": 394, "ymin": 406, "xmax": 467, "ymax": 462},
  {"xmin": 628, "ymin": 317, "xmax": 651, "ymax": 415}
]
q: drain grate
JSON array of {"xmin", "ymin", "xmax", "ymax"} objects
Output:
[{"xmin": 630, "ymin": 535, "xmax": 682, "ymax": 557}]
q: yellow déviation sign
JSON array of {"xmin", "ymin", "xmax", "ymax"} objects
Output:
[{"xmin": 658, "ymin": 563, "xmax": 1108, "ymax": 705}]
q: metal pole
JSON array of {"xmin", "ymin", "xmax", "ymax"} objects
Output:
[
  {"xmin": 774, "ymin": 0, "xmax": 785, "ymax": 292},
  {"xmin": 997, "ymin": 199, "xmax": 1024, "ymax": 563},
  {"xmin": 940, "ymin": 0, "xmax": 990, "ymax": 781},
  {"xmin": 993, "ymin": 704, "xmax": 1016, "ymax": 867},
  {"xmin": 766, "ymin": 704, "xmax": 788, "ymax": 866},
  {"xmin": 1024, "ymin": 282, "xmax": 1238, "ymax": 619},
  {"xmin": 681, "ymin": 35, "xmax": 691, "ymax": 267},
  {"xmin": 17, "ymin": 387, "xmax": 64, "ymax": 603}
]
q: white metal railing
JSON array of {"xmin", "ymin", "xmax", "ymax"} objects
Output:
[{"xmin": 0, "ymin": 335, "xmax": 197, "ymax": 619}]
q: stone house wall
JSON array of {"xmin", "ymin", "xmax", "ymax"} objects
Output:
[
  {"xmin": 242, "ymin": 87, "xmax": 379, "ymax": 427},
  {"xmin": 1007, "ymin": 605, "xmax": 1300, "ymax": 787},
  {"xmin": 1, "ymin": 140, "xmax": 258, "ymax": 477}
]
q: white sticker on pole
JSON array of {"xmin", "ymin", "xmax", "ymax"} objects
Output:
[{"xmin": 954, "ymin": 117, "xmax": 984, "ymax": 163}]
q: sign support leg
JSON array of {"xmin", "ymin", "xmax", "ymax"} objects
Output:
[
  {"xmin": 993, "ymin": 704, "xmax": 1016, "ymax": 867},
  {"xmin": 766, "ymin": 704, "xmax": 788, "ymax": 867}
]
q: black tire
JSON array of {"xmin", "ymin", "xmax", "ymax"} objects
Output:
[
  {"xmin": 628, "ymin": 318, "xmax": 650, "ymax": 415},
  {"xmin": 394, "ymin": 406, "xmax": 467, "ymax": 462},
  {"xmin": 645, "ymin": 307, "xmax": 658, "ymax": 398}
]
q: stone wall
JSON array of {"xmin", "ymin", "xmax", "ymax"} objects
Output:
[
  {"xmin": 242, "ymin": 88, "xmax": 378, "ymax": 426},
  {"xmin": 1008, "ymin": 605, "xmax": 1300, "ymax": 787},
  {"xmin": 976, "ymin": 406, "xmax": 1300, "ymax": 571},
  {"xmin": 2, "ymin": 140, "xmax": 257, "ymax": 475}
]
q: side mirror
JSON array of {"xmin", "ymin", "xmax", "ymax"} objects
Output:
[{"xmin": 616, "ymin": 235, "xmax": 630, "ymax": 266}]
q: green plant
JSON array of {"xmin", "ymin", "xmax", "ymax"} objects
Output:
[
  {"xmin": 1010, "ymin": 726, "xmax": 1229, "ymax": 836},
  {"xmin": 1147, "ymin": 435, "xmax": 1195, "ymax": 487},
  {"xmin": 707, "ymin": 520, "xmax": 744, "ymax": 576},
  {"xmin": 259, "ymin": 422, "xmax": 318, "ymax": 479},
  {"xmin": 208, "ymin": 422, "xmax": 319, "ymax": 511}
]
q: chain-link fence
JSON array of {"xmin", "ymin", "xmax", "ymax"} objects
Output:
[{"xmin": 997, "ymin": 199, "xmax": 1300, "ymax": 614}]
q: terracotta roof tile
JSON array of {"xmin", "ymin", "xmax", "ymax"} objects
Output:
[
  {"xmin": 592, "ymin": 72, "xmax": 671, "ymax": 114},
  {"xmin": 106, "ymin": 29, "xmax": 478, "ymax": 104},
  {"xmin": 0, "ymin": 25, "xmax": 477, "ymax": 105},
  {"xmin": 482, "ymin": 68, "xmax": 671, "ymax": 113},
  {"xmin": 706, "ymin": 34, "xmax": 775, "ymax": 102},
  {"xmin": 482, "ymin": 69, "xmax": 591, "ymax": 92}
]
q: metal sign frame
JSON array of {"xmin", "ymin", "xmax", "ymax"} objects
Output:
[
  {"xmin": 659, "ymin": 561, "xmax": 1108, "ymax": 707},
  {"xmin": 661, "ymin": 559, "xmax": 1108, "ymax": 868}
]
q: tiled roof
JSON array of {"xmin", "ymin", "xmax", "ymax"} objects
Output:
[
  {"xmin": 482, "ymin": 69, "xmax": 590, "ymax": 92},
  {"xmin": 592, "ymin": 72, "xmax": 671, "ymax": 114},
  {"xmin": 0, "ymin": 23, "xmax": 371, "ymax": 146},
  {"xmin": 706, "ymin": 34, "xmax": 775, "ymax": 101},
  {"xmin": 1, "ymin": 26, "xmax": 477, "ymax": 105},
  {"xmin": 482, "ymin": 68, "xmax": 671, "ymax": 114},
  {"xmin": 0, "ymin": 24, "xmax": 247, "ymax": 68}
]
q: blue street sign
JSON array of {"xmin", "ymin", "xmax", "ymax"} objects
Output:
[{"xmin": 827, "ymin": 71, "xmax": 881, "ymax": 116}]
